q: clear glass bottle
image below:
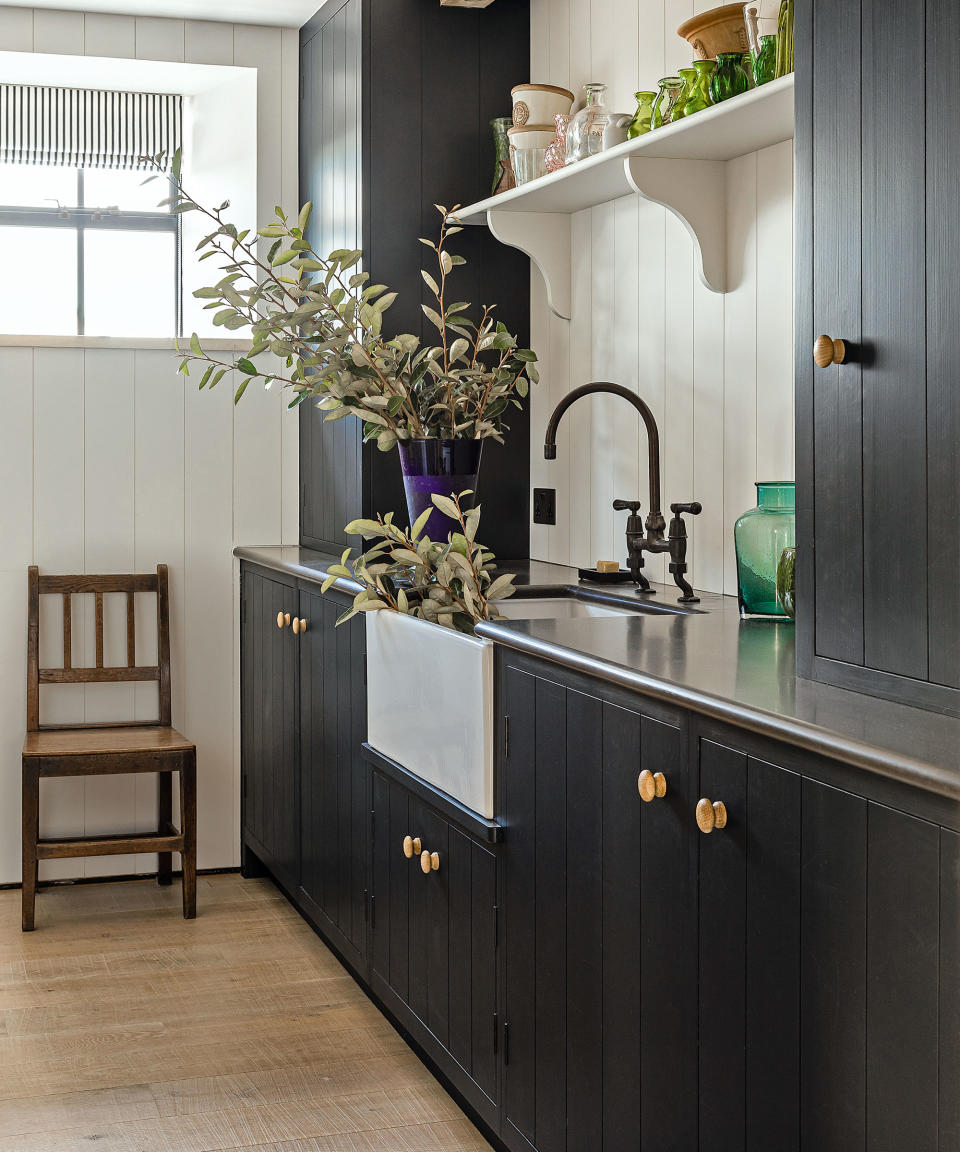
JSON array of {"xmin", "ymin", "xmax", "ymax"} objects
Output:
[
  {"xmin": 734, "ymin": 482, "xmax": 796, "ymax": 618},
  {"xmin": 627, "ymin": 91, "xmax": 656, "ymax": 139},
  {"xmin": 565, "ymin": 82, "xmax": 609, "ymax": 163},
  {"xmin": 651, "ymin": 76, "xmax": 685, "ymax": 129},
  {"xmin": 681, "ymin": 60, "xmax": 716, "ymax": 117}
]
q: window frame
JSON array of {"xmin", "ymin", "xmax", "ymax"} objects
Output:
[{"xmin": 0, "ymin": 169, "xmax": 182, "ymax": 337}]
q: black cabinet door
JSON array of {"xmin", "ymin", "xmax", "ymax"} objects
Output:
[
  {"xmin": 500, "ymin": 662, "xmax": 694, "ymax": 1152},
  {"xmin": 240, "ymin": 568, "xmax": 299, "ymax": 890},
  {"xmin": 370, "ymin": 768, "xmax": 499, "ymax": 1127},
  {"xmin": 796, "ymin": 0, "xmax": 960, "ymax": 712},
  {"xmin": 298, "ymin": 587, "xmax": 368, "ymax": 972}
]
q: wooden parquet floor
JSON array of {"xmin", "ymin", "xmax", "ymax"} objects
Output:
[{"xmin": 0, "ymin": 874, "xmax": 493, "ymax": 1151}]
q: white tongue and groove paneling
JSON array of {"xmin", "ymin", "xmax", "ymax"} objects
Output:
[
  {"xmin": 0, "ymin": 6, "xmax": 298, "ymax": 885},
  {"xmin": 529, "ymin": 0, "xmax": 795, "ymax": 594}
]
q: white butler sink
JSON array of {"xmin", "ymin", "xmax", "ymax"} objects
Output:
[{"xmin": 365, "ymin": 596, "xmax": 639, "ymax": 818}]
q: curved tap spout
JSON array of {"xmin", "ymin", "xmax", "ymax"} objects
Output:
[{"xmin": 543, "ymin": 381, "xmax": 663, "ymax": 530}]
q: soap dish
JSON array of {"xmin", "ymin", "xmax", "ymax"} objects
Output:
[{"xmin": 577, "ymin": 567, "xmax": 636, "ymax": 585}]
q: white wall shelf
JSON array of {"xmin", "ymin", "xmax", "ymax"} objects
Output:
[{"xmin": 456, "ymin": 74, "xmax": 794, "ymax": 316}]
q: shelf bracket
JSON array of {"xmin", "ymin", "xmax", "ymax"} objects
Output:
[
  {"xmin": 487, "ymin": 208, "xmax": 572, "ymax": 320},
  {"xmin": 624, "ymin": 157, "xmax": 727, "ymax": 293}
]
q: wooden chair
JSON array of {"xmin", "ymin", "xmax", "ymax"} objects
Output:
[{"xmin": 21, "ymin": 565, "xmax": 196, "ymax": 931}]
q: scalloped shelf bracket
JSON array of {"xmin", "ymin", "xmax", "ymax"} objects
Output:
[
  {"xmin": 487, "ymin": 208, "xmax": 572, "ymax": 320},
  {"xmin": 624, "ymin": 156, "xmax": 727, "ymax": 293}
]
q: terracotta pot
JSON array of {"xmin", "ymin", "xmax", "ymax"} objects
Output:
[{"xmin": 677, "ymin": 3, "xmax": 749, "ymax": 60}]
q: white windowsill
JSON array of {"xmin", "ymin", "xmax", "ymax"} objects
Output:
[{"xmin": 0, "ymin": 335, "xmax": 245, "ymax": 351}]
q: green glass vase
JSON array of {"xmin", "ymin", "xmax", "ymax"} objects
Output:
[
  {"xmin": 681, "ymin": 60, "xmax": 715, "ymax": 117},
  {"xmin": 775, "ymin": 0, "xmax": 794, "ymax": 76},
  {"xmin": 734, "ymin": 482, "xmax": 796, "ymax": 619},
  {"xmin": 671, "ymin": 68, "xmax": 698, "ymax": 121},
  {"xmin": 776, "ymin": 546, "xmax": 796, "ymax": 619},
  {"xmin": 627, "ymin": 90, "xmax": 656, "ymax": 139},
  {"xmin": 710, "ymin": 52, "xmax": 751, "ymax": 104},
  {"xmin": 753, "ymin": 33, "xmax": 778, "ymax": 85},
  {"xmin": 652, "ymin": 76, "xmax": 685, "ymax": 129}
]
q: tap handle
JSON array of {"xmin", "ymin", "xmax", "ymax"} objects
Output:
[
  {"xmin": 613, "ymin": 499, "xmax": 643, "ymax": 514},
  {"xmin": 670, "ymin": 501, "xmax": 702, "ymax": 516}
]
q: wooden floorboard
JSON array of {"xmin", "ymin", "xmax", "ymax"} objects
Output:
[{"xmin": 0, "ymin": 875, "xmax": 493, "ymax": 1151}]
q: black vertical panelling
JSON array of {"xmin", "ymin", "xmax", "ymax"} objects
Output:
[
  {"xmin": 407, "ymin": 797, "xmax": 429, "ymax": 1024},
  {"xmin": 534, "ymin": 677, "xmax": 567, "ymax": 1152},
  {"xmin": 811, "ymin": 0, "xmax": 863, "ymax": 666},
  {"xmin": 941, "ymin": 830, "xmax": 960, "ymax": 1148},
  {"xmin": 470, "ymin": 842, "xmax": 497, "ymax": 1103},
  {"xmin": 502, "ymin": 667, "xmax": 537, "ymax": 1146},
  {"xmin": 745, "ymin": 758, "xmax": 800, "ymax": 1152},
  {"xmin": 252, "ymin": 573, "xmax": 266, "ymax": 851},
  {"xmin": 279, "ymin": 584, "xmax": 299, "ymax": 886},
  {"xmin": 371, "ymin": 768, "xmax": 390, "ymax": 981},
  {"xmin": 320, "ymin": 598, "xmax": 339, "ymax": 914},
  {"xmin": 800, "ymin": 779, "xmax": 866, "ymax": 1152},
  {"xmin": 335, "ymin": 599, "xmax": 353, "ymax": 931},
  {"xmin": 861, "ymin": 0, "xmax": 928, "ymax": 679},
  {"xmin": 388, "ymin": 776, "xmax": 410, "ymax": 1001},
  {"xmin": 447, "ymin": 827, "xmax": 472, "ymax": 1075},
  {"xmin": 866, "ymin": 805, "xmax": 940, "ymax": 1152},
  {"xmin": 423, "ymin": 805, "xmax": 450, "ymax": 1046},
  {"xmin": 349, "ymin": 611, "xmax": 367, "ymax": 955},
  {"xmin": 565, "ymin": 689, "xmax": 603, "ymax": 1152},
  {"xmin": 925, "ymin": 0, "xmax": 960, "ymax": 689},
  {"xmin": 698, "ymin": 740, "xmax": 747, "ymax": 1152}
]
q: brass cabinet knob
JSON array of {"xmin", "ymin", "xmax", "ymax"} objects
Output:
[
  {"xmin": 813, "ymin": 334, "xmax": 849, "ymax": 368},
  {"xmin": 638, "ymin": 769, "xmax": 667, "ymax": 802},
  {"xmin": 420, "ymin": 849, "xmax": 440, "ymax": 874},
  {"xmin": 292, "ymin": 617, "xmax": 307, "ymax": 635},
  {"xmin": 696, "ymin": 798, "xmax": 728, "ymax": 834},
  {"xmin": 276, "ymin": 611, "xmax": 291, "ymax": 629},
  {"xmin": 403, "ymin": 835, "xmax": 421, "ymax": 858}
]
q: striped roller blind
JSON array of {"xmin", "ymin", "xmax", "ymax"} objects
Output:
[{"xmin": 0, "ymin": 85, "xmax": 182, "ymax": 169}]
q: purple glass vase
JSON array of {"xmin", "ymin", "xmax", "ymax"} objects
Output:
[{"xmin": 398, "ymin": 439, "xmax": 483, "ymax": 541}]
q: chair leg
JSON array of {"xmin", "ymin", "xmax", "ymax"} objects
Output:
[
  {"xmin": 179, "ymin": 750, "xmax": 197, "ymax": 919},
  {"xmin": 21, "ymin": 761, "xmax": 39, "ymax": 932},
  {"xmin": 157, "ymin": 769, "xmax": 173, "ymax": 886}
]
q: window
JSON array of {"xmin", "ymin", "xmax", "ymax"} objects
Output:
[{"xmin": 0, "ymin": 85, "xmax": 183, "ymax": 338}]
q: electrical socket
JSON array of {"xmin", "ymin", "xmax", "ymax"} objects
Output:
[{"xmin": 533, "ymin": 488, "xmax": 556, "ymax": 525}]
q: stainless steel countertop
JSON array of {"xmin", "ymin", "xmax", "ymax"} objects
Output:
[{"xmin": 236, "ymin": 546, "xmax": 960, "ymax": 801}]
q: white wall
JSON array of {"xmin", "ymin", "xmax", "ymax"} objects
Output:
[
  {"xmin": 0, "ymin": 5, "xmax": 300, "ymax": 885},
  {"xmin": 528, "ymin": 0, "xmax": 794, "ymax": 595}
]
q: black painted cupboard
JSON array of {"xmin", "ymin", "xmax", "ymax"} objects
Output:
[{"xmin": 796, "ymin": 0, "xmax": 960, "ymax": 714}]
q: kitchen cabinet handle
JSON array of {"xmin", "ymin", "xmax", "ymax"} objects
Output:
[
  {"xmin": 696, "ymin": 797, "xmax": 728, "ymax": 834},
  {"xmin": 638, "ymin": 769, "xmax": 667, "ymax": 802},
  {"xmin": 403, "ymin": 835, "xmax": 422, "ymax": 858},
  {"xmin": 420, "ymin": 849, "xmax": 440, "ymax": 874},
  {"xmin": 276, "ymin": 611, "xmax": 291, "ymax": 629},
  {"xmin": 292, "ymin": 617, "xmax": 308, "ymax": 634},
  {"xmin": 813, "ymin": 334, "xmax": 849, "ymax": 368}
]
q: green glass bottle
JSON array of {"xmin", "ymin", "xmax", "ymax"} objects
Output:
[
  {"xmin": 753, "ymin": 33, "xmax": 778, "ymax": 85},
  {"xmin": 627, "ymin": 90, "xmax": 656, "ymax": 139},
  {"xmin": 710, "ymin": 52, "xmax": 751, "ymax": 104},
  {"xmin": 652, "ymin": 76, "xmax": 685, "ymax": 129},
  {"xmin": 734, "ymin": 482, "xmax": 796, "ymax": 619},
  {"xmin": 775, "ymin": 0, "xmax": 794, "ymax": 77},
  {"xmin": 681, "ymin": 60, "xmax": 715, "ymax": 117},
  {"xmin": 671, "ymin": 67, "xmax": 698, "ymax": 121}
]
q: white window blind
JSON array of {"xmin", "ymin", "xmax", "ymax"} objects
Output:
[{"xmin": 0, "ymin": 85, "xmax": 182, "ymax": 170}]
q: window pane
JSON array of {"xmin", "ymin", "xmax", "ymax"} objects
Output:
[
  {"xmin": 83, "ymin": 168, "xmax": 173, "ymax": 214},
  {"xmin": 0, "ymin": 163, "xmax": 78, "ymax": 209},
  {"xmin": 0, "ymin": 226, "xmax": 77, "ymax": 335},
  {"xmin": 84, "ymin": 230, "xmax": 176, "ymax": 337}
]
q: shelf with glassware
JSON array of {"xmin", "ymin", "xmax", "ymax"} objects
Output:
[{"xmin": 456, "ymin": 73, "xmax": 793, "ymax": 317}]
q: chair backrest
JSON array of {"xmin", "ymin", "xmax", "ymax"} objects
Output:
[{"xmin": 26, "ymin": 565, "xmax": 171, "ymax": 731}]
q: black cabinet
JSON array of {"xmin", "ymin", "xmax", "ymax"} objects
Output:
[
  {"xmin": 370, "ymin": 757, "xmax": 499, "ymax": 1129},
  {"xmin": 796, "ymin": 0, "xmax": 960, "ymax": 714},
  {"xmin": 298, "ymin": 0, "xmax": 531, "ymax": 562},
  {"xmin": 499, "ymin": 661, "xmax": 695, "ymax": 1152}
]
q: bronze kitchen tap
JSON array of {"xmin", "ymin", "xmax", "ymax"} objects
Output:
[{"xmin": 543, "ymin": 382, "xmax": 702, "ymax": 603}]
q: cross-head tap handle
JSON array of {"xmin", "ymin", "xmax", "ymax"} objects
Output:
[{"xmin": 613, "ymin": 499, "xmax": 643, "ymax": 514}]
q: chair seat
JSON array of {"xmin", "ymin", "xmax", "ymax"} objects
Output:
[{"xmin": 23, "ymin": 725, "xmax": 194, "ymax": 759}]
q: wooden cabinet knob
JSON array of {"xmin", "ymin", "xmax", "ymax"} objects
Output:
[
  {"xmin": 276, "ymin": 611, "xmax": 291, "ymax": 629},
  {"xmin": 696, "ymin": 798, "xmax": 728, "ymax": 834},
  {"xmin": 638, "ymin": 769, "xmax": 667, "ymax": 802},
  {"xmin": 420, "ymin": 849, "xmax": 440, "ymax": 874},
  {"xmin": 292, "ymin": 617, "xmax": 307, "ymax": 634},
  {"xmin": 813, "ymin": 334, "xmax": 848, "ymax": 368},
  {"xmin": 403, "ymin": 835, "xmax": 421, "ymax": 858}
]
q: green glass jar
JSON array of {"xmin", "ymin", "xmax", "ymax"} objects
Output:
[
  {"xmin": 671, "ymin": 67, "xmax": 698, "ymax": 121},
  {"xmin": 753, "ymin": 33, "xmax": 778, "ymax": 85},
  {"xmin": 652, "ymin": 76, "xmax": 685, "ymax": 129},
  {"xmin": 681, "ymin": 60, "xmax": 715, "ymax": 117},
  {"xmin": 627, "ymin": 90, "xmax": 656, "ymax": 139},
  {"xmin": 734, "ymin": 482, "xmax": 796, "ymax": 619},
  {"xmin": 775, "ymin": 0, "xmax": 794, "ymax": 76},
  {"xmin": 710, "ymin": 52, "xmax": 751, "ymax": 104},
  {"xmin": 776, "ymin": 546, "xmax": 796, "ymax": 619}
]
